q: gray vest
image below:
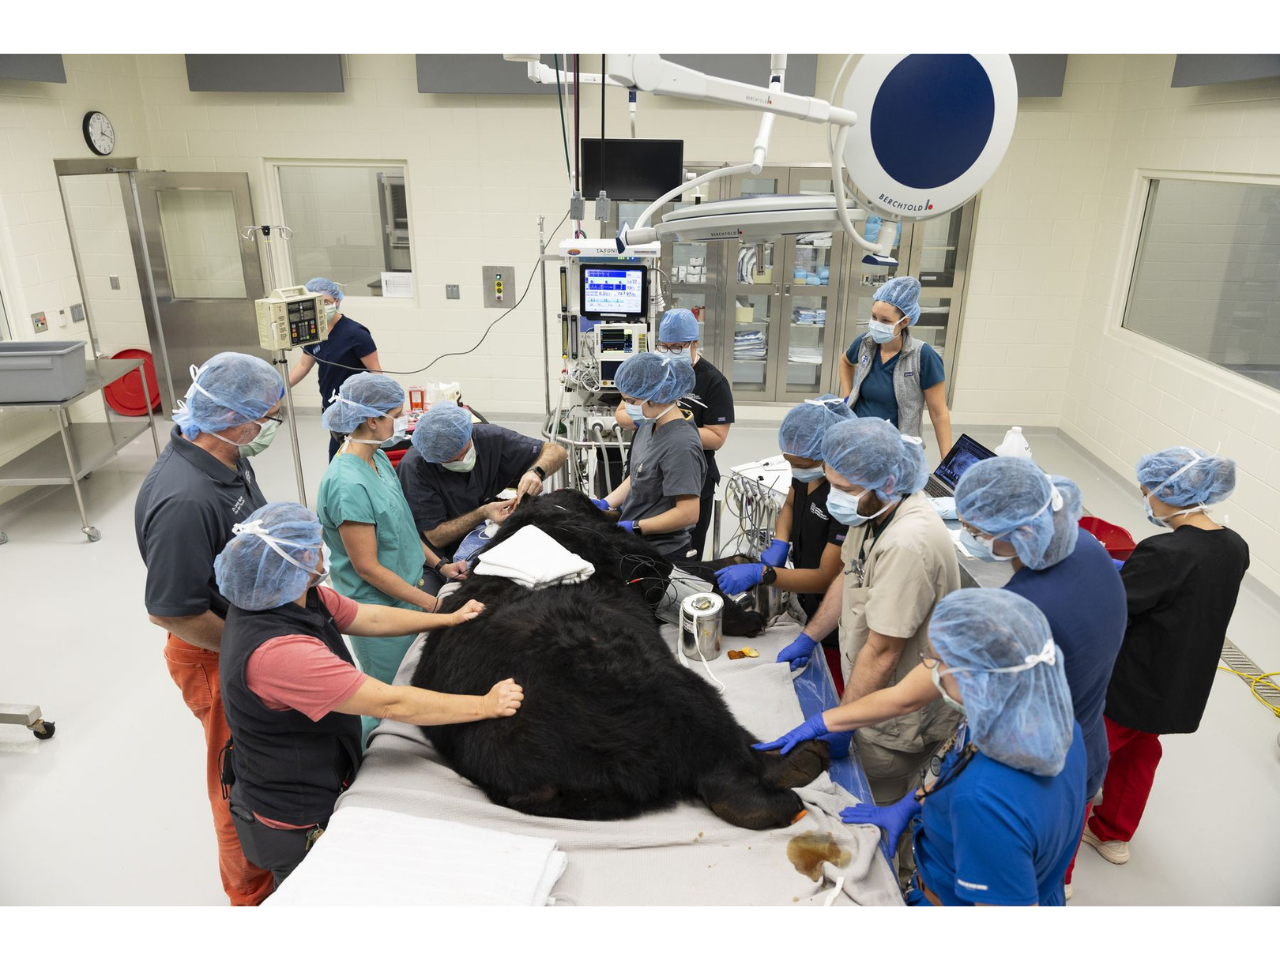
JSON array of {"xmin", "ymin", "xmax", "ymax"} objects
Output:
[{"xmin": 846, "ymin": 332, "xmax": 926, "ymax": 438}]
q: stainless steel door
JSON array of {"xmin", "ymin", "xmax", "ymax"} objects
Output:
[{"xmin": 122, "ymin": 171, "xmax": 265, "ymax": 410}]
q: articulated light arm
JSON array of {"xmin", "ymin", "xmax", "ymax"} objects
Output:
[
  {"xmin": 524, "ymin": 60, "xmax": 626, "ymax": 88},
  {"xmin": 749, "ymin": 54, "xmax": 788, "ymax": 175}
]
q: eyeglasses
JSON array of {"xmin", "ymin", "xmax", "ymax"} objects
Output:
[
  {"xmin": 259, "ymin": 415, "xmax": 283, "ymax": 426},
  {"xmin": 919, "ymin": 647, "xmax": 939, "ymax": 670}
]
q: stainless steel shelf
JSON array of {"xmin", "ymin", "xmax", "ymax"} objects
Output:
[
  {"xmin": 0, "ymin": 422, "xmax": 151, "ymax": 485},
  {"xmin": 0, "ymin": 358, "xmax": 147, "ymax": 412}
]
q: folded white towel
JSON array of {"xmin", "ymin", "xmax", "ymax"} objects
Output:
[{"xmin": 472, "ymin": 524, "xmax": 595, "ymax": 589}]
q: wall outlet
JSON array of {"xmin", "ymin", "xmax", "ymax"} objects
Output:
[
  {"xmin": 31, "ymin": 312, "xmax": 47, "ymax": 333},
  {"xmin": 445, "ymin": 284, "xmax": 460, "ymax": 300},
  {"xmin": 70, "ymin": 303, "xmax": 86, "ymax": 323},
  {"xmin": 109, "ymin": 275, "xmax": 121, "ymax": 290}
]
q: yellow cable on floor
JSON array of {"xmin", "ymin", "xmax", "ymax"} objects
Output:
[{"xmin": 1217, "ymin": 666, "xmax": 1280, "ymax": 718}]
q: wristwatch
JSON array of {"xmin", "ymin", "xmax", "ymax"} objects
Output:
[
  {"xmin": 761, "ymin": 565, "xmax": 778, "ymax": 585},
  {"xmin": 529, "ymin": 465, "xmax": 547, "ymax": 480},
  {"xmin": 432, "ymin": 558, "xmax": 447, "ymax": 573},
  {"xmin": 633, "ymin": 521, "xmax": 643, "ymax": 536}
]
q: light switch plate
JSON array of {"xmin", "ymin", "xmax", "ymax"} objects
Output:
[
  {"xmin": 70, "ymin": 303, "xmax": 86, "ymax": 322},
  {"xmin": 445, "ymin": 284, "xmax": 460, "ymax": 300},
  {"xmin": 31, "ymin": 312, "xmax": 47, "ymax": 333},
  {"xmin": 109, "ymin": 275, "xmax": 121, "ymax": 290},
  {"xmin": 482, "ymin": 266, "xmax": 513, "ymax": 309}
]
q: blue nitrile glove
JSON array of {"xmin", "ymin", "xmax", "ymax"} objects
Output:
[
  {"xmin": 776, "ymin": 632, "xmax": 818, "ymax": 671},
  {"xmin": 822, "ymin": 730, "xmax": 852, "ymax": 760},
  {"xmin": 591, "ymin": 497, "xmax": 610, "ymax": 510},
  {"xmin": 1112, "ymin": 557, "xmax": 1125, "ymax": 570},
  {"xmin": 839, "ymin": 793, "xmax": 923, "ymax": 852},
  {"xmin": 752, "ymin": 712, "xmax": 828, "ymax": 756},
  {"xmin": 617, "ymin": 520, "xmax": 636, "ymax": 533},
  {"xmin": 716, "ymin": 563, "xmax": 764, "ymax": 595},
  {"xmin": 761, "ymin": 537, "xmax": 790, "ymax": 567}
]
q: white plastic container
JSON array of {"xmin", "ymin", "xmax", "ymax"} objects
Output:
[{"xmin": 995, "ymin": 426, "xmax": 1033, "ymax": 459}]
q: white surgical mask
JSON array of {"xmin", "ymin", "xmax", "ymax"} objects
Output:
[
  {"xmin": 931, "ymin": 664, "xmax": 966, "ymax": 715},
  {"xmin": 791, "ymin": 466, "xmax": 825, "ymax": 483},
  {"xmin": 442, "ymin": 443, "xmax": 477, "ymax": 473},
  {"xmin": 341, "ymin": 414, "xmax": 408, "ymax": 451},
  {"xmin": 960, "ymin": 528, "xmax": 1013, "ymax": 563},
  {"xmin": 868, "ymin": 318, "xmax": 899, "ymax": 344},
  {"xmin": 826, "ymin": 487, "xmax": 894, "ymax": 527}
]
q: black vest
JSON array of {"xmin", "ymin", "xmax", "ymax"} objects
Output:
[{"xmin": 220, "ymin": 590, "xmax": 363, "ymax": 825}]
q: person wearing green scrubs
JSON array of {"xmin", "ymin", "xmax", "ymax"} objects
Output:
[{"xmin": 316, "ymin": 375, "xmax": 467, "ymax": 726}]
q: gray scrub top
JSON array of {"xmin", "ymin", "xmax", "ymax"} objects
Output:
[{"xmin": 619, "ymin": 412, "xmax": 706, "ymax": 556}]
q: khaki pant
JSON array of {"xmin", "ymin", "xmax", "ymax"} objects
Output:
[{"xmin": 856, "ymin": 731, "xmax": 946, "ymax": 890}]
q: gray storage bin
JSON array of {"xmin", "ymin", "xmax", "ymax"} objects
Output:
[{"xmin": 0, "ymin": 341, "xmax": 88, "ymax": 402}]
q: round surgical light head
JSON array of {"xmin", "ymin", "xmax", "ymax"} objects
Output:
[{"xmin": 841, "ymin": 54, "xmax": 1017, "ymax": 222}]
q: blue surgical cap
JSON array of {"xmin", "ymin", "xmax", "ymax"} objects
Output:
[
  {"xmin": 954, "ymin": 458, "xmax": 1083, "ymax": 570},
  {"xmin": 658, "ymin": 308, "xmax": 700, "ymax": 344},
  {"xmin": 1137, "ymin": 446, "xmax": 1236, "ymax": 507},
  {"xmin": 779, "ymin": 395, "xmax": 855, "ymax": 461},
  {"xmin": 412, "ymin": 402, "xmax": 474, "ymax": 463},
  {"xmin": 821, "ymin": 418, "xmax": 928, "ymax": 499},
  {"xmin": 874, "ymin": 276, "xmax": 922, "ymax": 326},
  {"xmin": 214, "ymin": 502, "xmax": 324, "ymax": 612},
  {"xmin": 306, "ymin": 277, "xmax": 344, "ymax": 302},
  {"xmin": 615, "ymin": 351, "xmax": 697, "ymax": 405},
  {"xmin": 321, "ymin": 372, "xmax": 405, "ymax": 435},
  {"xmin": 174, "ymin": 352, "xmax": 284, "ymax": 439},
  {"xmin": 930, "ymin": 589, "xmax": 1075, "ymax": 777}
]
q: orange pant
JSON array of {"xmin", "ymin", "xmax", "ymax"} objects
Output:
[{"xmin": 163, "ymin": 634, "xmax": 274, "ymax": 906}]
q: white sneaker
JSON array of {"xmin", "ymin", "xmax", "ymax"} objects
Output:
[
  {"xmin": 1065, "ymin": 883, "xmax": 1074, "ymax": 900},
  {"xmin": 1081, "ymin": 824, "xmax": 1130, "ymax": 865}
]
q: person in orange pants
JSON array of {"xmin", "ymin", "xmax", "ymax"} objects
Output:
[
  {"xmin": 136, "ymin": 353, "xmax": 285, "ymax": 905},
  {"xmin": 164, "ymin": 635, "xmax": 274, "ymax": 905}
]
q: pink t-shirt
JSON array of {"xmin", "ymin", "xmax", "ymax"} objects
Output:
[{"xmin": 244, "ymin": 586, "xmax": 368, "ymax": 830}]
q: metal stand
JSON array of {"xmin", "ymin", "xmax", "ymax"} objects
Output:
[{"xmin": 1, "ymin": 704, "xmax": 56, "ymax": 740}]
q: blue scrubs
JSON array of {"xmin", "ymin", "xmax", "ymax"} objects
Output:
[
  {"xmin": 844, "ymin": 333, "xmax": 944, "ymax": 428},
  {"xmin": 304, "ymin": 315, "xmax": 377, "ymax": 458},
  {"xmin": 1004, "ymin": 533, "xmax": 1127, "ymax": 798},
  {"xmin": 914, "ymin": 723, "xmax": 1087, "ymax": 906}
]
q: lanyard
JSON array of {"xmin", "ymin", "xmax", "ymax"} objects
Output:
[{"xmin": 856, "ymin": 497, "xmax": 904, "ymax": 567}]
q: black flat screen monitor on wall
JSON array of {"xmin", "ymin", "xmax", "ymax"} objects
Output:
[{"xmin": 581, "ymin": 139, "xmax": 685, "ymax": 201}]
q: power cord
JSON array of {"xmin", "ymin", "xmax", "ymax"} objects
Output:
[{"xmin": 1217, "ymin": 666, "xmax": 1280, "ymax": 718}]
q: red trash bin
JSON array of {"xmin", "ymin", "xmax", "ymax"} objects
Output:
[{"xmin": 1079, "ymin": 516, "xmax": 1137, "ymax": 561}]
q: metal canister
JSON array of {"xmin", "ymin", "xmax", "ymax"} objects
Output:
[
  {"xmin": 749, "ymin": 582, "xmax": 785, "ymax": 623},
  {"xmin": 680, "ymin": 593, "xmax": 724, "ymax": 662}
]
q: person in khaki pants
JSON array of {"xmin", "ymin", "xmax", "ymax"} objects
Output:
[
  {"xmin": 134, "ymin": 353, "xmax": 284, "ymax": 906},
  {"xmin": 775, "ymin": 417, "xmax": 961, "ymax": 882}
]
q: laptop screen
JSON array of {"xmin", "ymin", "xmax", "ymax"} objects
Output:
[{"xmin": 935, "ymin": 434, "xmax": 997, "ymax": 489}]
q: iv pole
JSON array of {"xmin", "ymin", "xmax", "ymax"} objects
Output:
[{"xmin": 243, "ymin": 224, "xmax": 309, "ymax": 508}]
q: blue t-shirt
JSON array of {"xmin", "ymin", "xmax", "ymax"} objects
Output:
[
  {"xmin": 843, "ymin": 333, "xmax": 944, "ymax": 428},
  {"xmin": 1004, "ymin": 532, "xmax": 1127, "ymax": 798},
  {"xmin": 915, "ymin": 723, "xmax": 1087, "ymax": 906},
  {"xmin": 304, "ymin": 315, "xmax": 377, "ymax": 411}
]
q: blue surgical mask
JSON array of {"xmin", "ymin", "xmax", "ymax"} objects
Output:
[
  {"xmin": 656, "ymin": 345, "xmax": 693, "ymax": 365},
  {"xmin": 959, "ymin": 528, "xmax": 1014, "ymax": 563},
  {"xmin": 826, "ymin": 488, "xmax": 893, "ymax": 527},
  {"xmin": 792, "ymin": 466, "xmax": 825, "ymax": 483},
  {"xmin": 624, "ymin": 402, "xmax": 648, "ymax": 425},
  {"xmin": 868, "ymin": 318, "xmax": 899, "ymax": 344}
]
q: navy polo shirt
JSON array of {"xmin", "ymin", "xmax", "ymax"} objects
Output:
[
  {"xmin": 844, "ymin": 333, "xmax": 944, "ymax": 427},
  {"xmin": 304, "ymin": 314, "xmax": 377, "ymax": 410}
]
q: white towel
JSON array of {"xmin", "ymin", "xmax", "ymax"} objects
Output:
[
  {"xmin": 265, "ymin": 806, "xmax": 567, "ymax": 906},
  {"xmin": 471, "ymin": 524, "xmax": 595, "ymax": 589}
]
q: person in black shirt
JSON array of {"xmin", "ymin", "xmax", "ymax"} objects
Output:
[
  {"xmin": 1082, "ymin": 446, "xmax": 1249, "ymax": 868},
  {"xmin": 615, "ymin": 309, "xmax": 734, "ymax": 560},
  {"xmin": 287, "ymin": 277, "xmax": 382, "ymax": 460},
  {"xmin": 714, "ymin": 396, "xmax": 851, "ymax": 650}
]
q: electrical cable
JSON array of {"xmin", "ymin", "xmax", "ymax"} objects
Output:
[
  {"xmin": 1217, "ymin": 666, "xmax": 1280, "ymax": 717},
  {"xmin": 553, "ymin": 54, "xmax": 572, "ymax": 183},
  {"xmin": 308, "ymin": 210, "xmax": 569, "ymax": 377}
]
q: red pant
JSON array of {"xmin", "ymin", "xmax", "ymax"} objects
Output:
[
  {"xmin": 1088, "ymin": 716, "xmax": 1163, "ymax": 844},
  {"xmin": 164, "ymin": 634, "xmax": 274, "ymax": 906},
  {"xmin": 1063, "ymin": 801, "xmax": 1091, "ymax": 884}
]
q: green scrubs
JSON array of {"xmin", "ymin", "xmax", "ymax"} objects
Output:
[{"xmin": 317, "ymin": 448, "xmax": 430, "ymax": 741}]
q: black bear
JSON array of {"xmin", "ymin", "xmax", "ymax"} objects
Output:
[{"xmin": 411, "ymin": 489, "xmax": 828, "ymax": 829}]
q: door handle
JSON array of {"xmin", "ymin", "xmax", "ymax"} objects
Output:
[{"xmin": 783, "ymin": 284, "xmax": 791, "ymax": 296}]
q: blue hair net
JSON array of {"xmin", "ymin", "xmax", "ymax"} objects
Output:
[
  {"xmin": 873, "ymin": 276, "xmax": 922, "ymax": 325},
  {"xmin": 658, "ymin": 308, "xmax": 700, "ymax": 344},
  {"xmin": 411, "ymin": 402, "xmax": 474, "ymax": 463},
  {"xmin": 954, "ymin": 458, "xmax": 1083, "ymax": 570},
  {"xmin": 779, "ymin": 395, "xmax": 855, "ymax": 460},
  {"xmin": 214, "ymin": 502, "xmax": 324, "ymax": 612},
  {"xmin": 614, "ymin": 352, "xmax": 696, "ymax": 405},
  {"xmin": 1137, "ymin": 447, "xmax": 1236, "ymax": 507},
  {"xmin": 820, "ymin": 418, "xmax": 928, "ymax": 498},
  {"xmin": 930, "ymin": 589, "xmax": 1075, "ymax": 777},
  {"xmin": 305, "ymin": 277, "xmax": 344, "ymax": 302},
  {"xmin": 321, "ymin": 372, "xmax": 405, "ymax": 435},
  {"xmin": 173, "ymin": 352, "xmax": 284, "ymax": 439}
]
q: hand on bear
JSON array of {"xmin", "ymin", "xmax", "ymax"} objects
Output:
[
  {"xmin": 486, "ymin": 678, "xmax": 524, "ymax": 718},
  {"xmin": 449, "ymin": 599, "xmax": 486, "ymax": 625}
]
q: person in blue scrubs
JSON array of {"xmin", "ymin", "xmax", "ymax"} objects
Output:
[
  {"xmin": 755, "ymin": 589, "xmax": 1087, "ymax": 906},
  {"xmin": 287, "ymin": 277, "xmax": 383, "ymax": 460},
  {"xmin": 837, "ymin": 276, "xmax": 952, "ymax": 459},
  {"xmin": 953, "ymin": 456, "xmax": 1127, "ymax": 897}
]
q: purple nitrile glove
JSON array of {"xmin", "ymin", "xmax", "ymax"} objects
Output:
[
  {"xmin": 617, "ymin": 520, "xmax": 636, "ymax": 533},
  {"xmin": 752, "ymin": 712, "xmax": 829, "ymax": 756},
  {"xmin": 715, "ymin": 563, "xmax": 764, "ymax": 595},
  {"xmin": 776, "ymin": 632, "xmax": 817, "ymax": 671},
  {"xmin": 760, "ymin": 537, "xmax": 790, "ymax": 568},
  {"xmin": 591, "ymin": 497, "xmax": 610, "ymax": 510},
  {"xmin": 839, "ymin": 792, "xmax": 923, "ymax": 851}
]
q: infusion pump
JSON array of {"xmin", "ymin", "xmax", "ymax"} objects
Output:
[
  {"xmin": 255, "ymin": 286, "xmax": 328, "ymax": 351},
  {"xmin": 595, "ymin": 322, "xmax": 648, "ymax": 387}
]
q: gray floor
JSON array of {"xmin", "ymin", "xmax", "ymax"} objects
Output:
[{"xmin": 1, "ymin": 412, "xmax": 1278, "ymax": 905}]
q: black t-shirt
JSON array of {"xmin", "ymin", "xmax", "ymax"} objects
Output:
[
  {"xmin": 396, "ymin": 423, "xmax": 543, "ymax": 556},
  {"xmin": 303, "ymin": 315, "xmax": 376, "ymax": 410},
  {"xmin": 789, "ymin": 477, "xmax": 848, "ymax": 623},
  {"xmin": 679, "ymin": 357, "xmax": 735, "ymax": 496},
  {"xmin": 134, "ymin": 425, "xmax": 268, "ymax": 620},
  {"xmin": 1105, "ymin": 525, "xmax": 1250, "ymax": 735}
]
